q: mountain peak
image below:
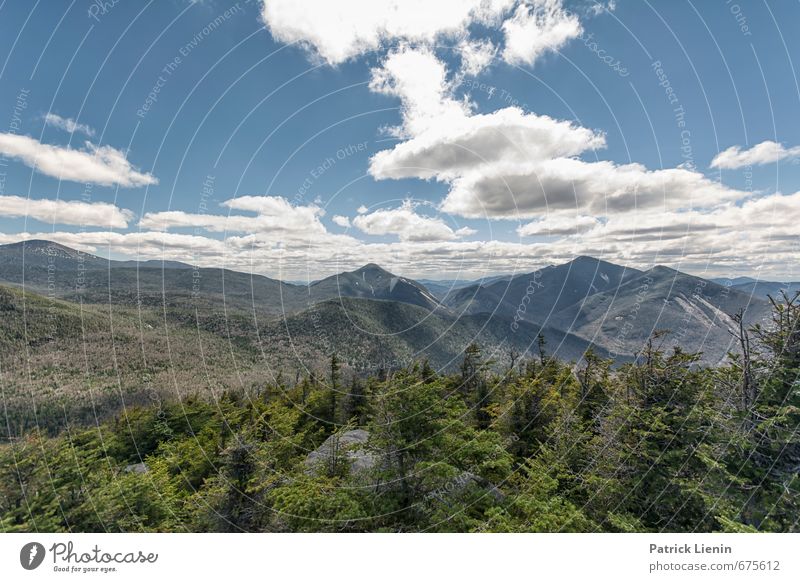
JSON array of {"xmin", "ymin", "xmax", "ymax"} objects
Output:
[
  {"xmin": 307, "ymin": 262, "xmax": 439, "ymax": 310},
  {"xmin": 0, "ymin": 239, "xmax": 99, "ymax": 261},
  {"xmin": 353, "ymin": 263, "xmax": 395, "ymax": 277},
  {"xmin": 648, "ymin": 265, "xmax": 680, "ymax": 276},
  {"xmin": 4, "ymin": 239, "xmax": 65, "ymax": 250},
  {"xmin": 568, "ymin": 255, "xmax": 622, "ymax": 268},
  {"xmin": 357, "ymin": 262, "xmax": 385, "ymax": 271}
]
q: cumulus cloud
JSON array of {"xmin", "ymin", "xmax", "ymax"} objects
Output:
[
  {"xmin": 332, "ymin": 215, "xmax": 351, "ymax": 227},
  {"xmin": 369, "ymin": 47, "xmax": 467, "ymax": 138},
  {"xmin": 0, "ymin": 195, "xmax": 133, "ymax": 228},
  {"xmin": 458, "ymin": 39, "xmax": 497, "ymax": 76},
  {"xmin": 534, "ymin": 192, "xmax": 800, "ymax": 278},
  {"xmin": 140, "ymin": 196, "xmax": 326, "ymax": 235},
  {"xmin": 260, "ymin": 0, "xmax": 516, "ymax": 65},
  {"xmin": 368, "ymin": 46, "xmax": 739, "ymax": 220},
  {"xmin": 222, "ymin": 195, "xmax": 326, "ymax": 232},
  {"xmin": 440, "ymin": 157, "xmax": 740, "ymax": 218},
  {"xmin": 44, "ymin": 113, "xmax": 95, "ymax": 137},
  {"xmin": 518, "ymin": 214, "xmax": 600, "ymax": 236},
  {"xmin": 710, "ymin": 140, "xmax": 800, "ymax": 169},
  {"xmin": 501, "ymin": 0, "xmax": 582, "ymax": 66},
  {"xmin": 261, "ymin": 0, "xmax": 581, "ymax": 71},
  {"xmin": 6, "ymin": 190, "xmax": 800, "ymax": 280},
  {"xmin": 352, "ymin": 200, "xmax": 475, "ymax": 242},
  {"xmin": 0, "ymin": 133, "xmax": 157, "ymax": 187},
  {"xmin": 369, "ymin": 103, "xmax": 606, "ymax": 181}
]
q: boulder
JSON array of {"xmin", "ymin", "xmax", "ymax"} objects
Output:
[
  {"xmin": 304, "ymin": 429, "xmax": 505, "ymax": 503},
  {"xmin": 304, "ymin": 429, "xmax": 377, "ymax": 475},
  {"xmin": 124, "ymin": 462, "xmax": 148, "ymax": 474}
]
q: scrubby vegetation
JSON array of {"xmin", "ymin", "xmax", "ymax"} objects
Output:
[{"xmin": 1, "ymin": 292, "xmax": 798, "ymax": 533}]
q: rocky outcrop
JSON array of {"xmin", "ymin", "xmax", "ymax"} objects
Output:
[
  {"xmin": 304, "ymin": 429, "xmax": 377, "ymax": 476},
  {"xmin": 304, "ymin": 429, "xmax": 504, "ymax": 503},
  {"xmin": 124, "ymin": 462, "xmax": 148, "ymax": 474}
]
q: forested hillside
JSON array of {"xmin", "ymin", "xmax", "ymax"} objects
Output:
[
  {"xmin": 2, "ymin": 292, "xmax": 798, "ymax": 533},
  {"xmin": 0, "ymin": 282, "xmax": 606, "ymax": 438}
]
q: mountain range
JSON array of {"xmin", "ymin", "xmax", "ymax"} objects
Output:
[
  {"xmin": 1, "ymin": 238, "xmax": 792, "ymax": 436},
  {"xmin": 0, "ymin": 239, "xmax": 789, "ymax": 367}
]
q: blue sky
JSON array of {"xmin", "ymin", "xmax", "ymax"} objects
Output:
[{"xmin": 0, "ymin": 0, "xmax": 799, "ymax": 280}]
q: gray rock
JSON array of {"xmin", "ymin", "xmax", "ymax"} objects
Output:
[
  {"xmin": 304, "ymin": 429, "xmax": 377, "ymax": 476},
  {"xmin": 304, "ymin": 429, "xmax": 505, "ymax": 503},
  {"xmin": 124, "ymin": 462, "xmax": 148, "ymax": 474}
]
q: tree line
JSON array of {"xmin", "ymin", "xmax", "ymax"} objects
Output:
[{"xmin": 1, "ymin": 292, "xmax": 798, "ymax": 532}]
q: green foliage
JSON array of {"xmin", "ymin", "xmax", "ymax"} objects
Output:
[{"xmin": 2, "ymin": 294, "xmax": 800, "ymax": 532}]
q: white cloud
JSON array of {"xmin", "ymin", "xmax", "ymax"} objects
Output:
[
  {"xmin": 440, "ymin": 157, "xmax": 739, "ymax": 218},
  {"xmin": 332, "ymin": 215, "xmax": 351, "ymax": 227},
  {"xmin": 352, "ymin": 200, "xmax": 474, "ymax": 241},
  {"xmin": 223, "ymin": 195, "xmax": 326, "ymax": 232},
  {"xmin": 0, "ymin": 133, "xmax": 157, "ymax": 187},
  {"xmin": 0, "ymin": 195, "xmax": 133, "ymax": 228},
  {"xmin": 4, "ymin": 191, "xmax": 800, "ymax": 280},
  {"xmin": 368, "ymin": 47, "xmax": 741, "ymax": 220},
  {"xmin": 501, "ymin": 0, "xmax": 582, "ymax": 66},
  {"xmin": 458, "ymin": 39, "xmax": 497, "ymax": 76},
  {"xmin": 369, "ymin": 47, "xmax": 468, "ymax": 137},
  {"xmin": 140, "ymin": 196, "xmax": 326, "ymax": 235},
  {"xmin": 44, "ymin": 113, "xmax": 95, "ymax": 137},
  {"xmin": 589, "ymin": 0, "xmax": 616, "ymax": 16},
  {"xmin": 518, "ymin": 214, "xmax": 600, "ymax": 236},
  {"xmin": 369, "ymin": 103, "xmax": 605, "ymax": 181},
  {"xmin": 260, "ymin": 0, "xmax": 515, "ymax": 65},
  {"xmin": 710, "ymin": 140, "xmax": 800, "ymax": 169},
  {"xmin": 0, "ymin": 228, "xmax": 549, "ymax": 280},
  {"xmin": 356, "ymin": 205, "xmax": 369, "ymax": 214},
  {"xmin": 261, "ymin": 0, "xmax": 581, "ymax": 71}
]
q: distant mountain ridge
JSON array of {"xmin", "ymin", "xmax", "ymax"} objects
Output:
[
  {"xmin": 444, "ymin": 256, "xmax": 642, "ymax": 321},
  {"xmin": 306, "ymin": 263, "xmax": 442, "ymax": 311},
  {"xmin": 548, "ymin": 265, "xmax": 770, "ymax": 365},
  {"xmin": 0, "ymin": 240, "xmax": 780, "ymax": 364}
]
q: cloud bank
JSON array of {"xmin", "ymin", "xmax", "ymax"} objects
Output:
[
  {"xmin": 260, "ymin": 0, "xmax": 580, "ymax": 67},
  {"xmin": 711, "ymin": 140, "xmax": 800, "ymax": 169},
  {"xmin": 0, "ymin": 133, "xmax": 157, "ymax": 187},
  {"xmin": 0, "ymin": 195, "xmax": 133, "ymax": 228}
]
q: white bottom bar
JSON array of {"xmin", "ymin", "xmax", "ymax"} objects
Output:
[{"xmin": 1, "ymin": 533, "xmax": 797, "ymax": 581}]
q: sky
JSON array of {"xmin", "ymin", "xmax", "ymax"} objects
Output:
[{"xmin": 0, "ymin": 0, "xmax": 799, "ymax": 282}]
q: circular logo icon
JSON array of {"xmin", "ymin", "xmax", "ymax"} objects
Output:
[{"xmin": 20, "ymin": 542, "xmax": 46, "ymax": 570}]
